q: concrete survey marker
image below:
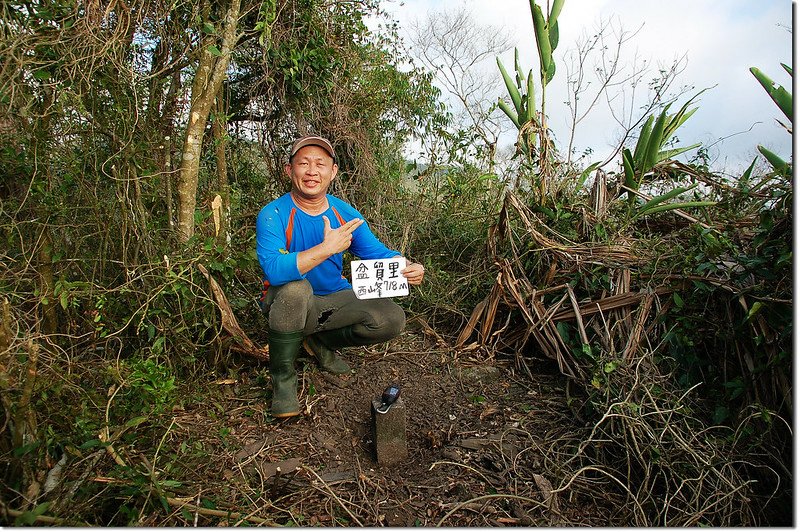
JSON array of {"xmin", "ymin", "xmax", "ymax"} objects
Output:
[{"xmin": 370, "ymin": 397, "xmax": 408, "ymax": 466}]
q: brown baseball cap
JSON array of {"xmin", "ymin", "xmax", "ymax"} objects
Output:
[{"xmin": 290, "ymin": 135, "xmax": 335, "ymax": 160}]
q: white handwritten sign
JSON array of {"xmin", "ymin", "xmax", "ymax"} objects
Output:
[{"xmin": 351, "ymin": 257, "xmax": 409, "ymax": 299}]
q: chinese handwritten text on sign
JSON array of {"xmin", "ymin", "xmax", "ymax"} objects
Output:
[{"xmin": 351, "ymin": 257, "xmax": 409, "ymax": 299}]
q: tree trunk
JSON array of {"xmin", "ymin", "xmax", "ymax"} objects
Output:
[
  {"xmin": 212, "ymin": 93, "xmax": 231, "ymax": 246},
  {"xmin": 163, "ymin": 69, "xmax": 182, "ymax": 231},
  {"xmin": 35, "ymin": 88, "xmax": 58, "ymax": 336},
  {"xmin": 38, "ymin": 227, "xmax": 58, "ymax": 336},
  {"xmin": 165, "ymin": 143, "xmax": 175, "ymax": 230},
  {"xmin": 176, "ymin": 0, "xmax": 241, "ymax": 242}
]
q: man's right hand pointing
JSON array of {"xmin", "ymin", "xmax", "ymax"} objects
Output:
[{"xmin": 322, "ymin": 215, "xmax": 363, "ymax": 255}]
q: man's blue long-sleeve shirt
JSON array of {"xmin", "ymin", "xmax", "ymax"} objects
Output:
[{"xmin": 256, "ymin": 193, "xmax": 399, "ymax": 295}]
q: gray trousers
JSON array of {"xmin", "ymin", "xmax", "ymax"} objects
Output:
[{"xmin": 263, "ymin": 280, "xmax": 406, "ymax": 344}]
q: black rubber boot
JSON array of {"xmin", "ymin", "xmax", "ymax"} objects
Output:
[{"xmin": 268, "ymin": 329, "xmax": 303, "ymax": 418}]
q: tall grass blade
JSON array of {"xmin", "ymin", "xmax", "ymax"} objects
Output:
[
  {"xmin": 750, "ymin": 67, "xmax": 793, "ymax": 121},
  {"xmin": 632, "ymin": 115, "xmax": 654, "ymax": 167},
  {"xmin": 532, "ymin": 3, "xmax": 551, "ymax": 77},
  {"xmin": 663, "ymin": 107, "xmax": 697, "ymax": 141},
  {"xmin": 550, "ymin": 0, "xmax": 565, "ymax": 20},
  {"xmin": 515, "ymin": 48, "xmax": 526, "ymax": 88},
  {"xmin": 548, "ymin": 19, "xmax": 560, "ymax": 53},
  {"xmin": 526, "ymin": 70, "xmax": 536, "ymax": 122},
  {"xmin": 638, "ymin": 184, "xmax": 697, "ymax": 212},
  {"xmin": 662, "ymin": 89, "xmax": 707, "ymax": 140},
  {"xmin": 497, "ymin": 57, "xmax": 523, "ymax": 114},
  {"xmin": 498, "ymin": 99, "xmax": 521, "ymax": 128},
  {"xmin": 643, "ymin": 109, "xmax": 669, "ymax": 174},
  {"xmin": 739, "ymin": 157, "xmax": 758, "ymax": 183},
  {"xmin": 622, "ymin": 148, "xmax": 636, "ymax": 195},
  {"xmin": 657, "ymin": 143, "xmax": 702, "ymax": 162},
  {"xmin": 578, "ymin": 161, "xmax": 601, "ymax": 188},
  {"xmin": 545, "ymin": 59, "xmax": 556, "ymax": 83},
  {"xmin": 757, "ymin": 145, "xmax": 789, "ymax": 173},
  {"xmin": 638, "ymin": 201, "xmax": 716, "ymax": 216}
]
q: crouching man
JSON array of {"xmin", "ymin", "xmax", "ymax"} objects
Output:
[{"xmin": 255, "ymin": 135, "xmax": 425, "ymax": 417}]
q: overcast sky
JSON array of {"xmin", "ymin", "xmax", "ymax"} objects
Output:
[{"xmin": 376, "ymin": 0, "xmax": 793, "ymax": 174}]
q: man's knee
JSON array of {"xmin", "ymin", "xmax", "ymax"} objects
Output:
[
  {"xmin": 267, "ymin": 280, "xmax": 313, "ymax": 331},
  {"xmin": 274, "ymin": 280, "xmax": 313, "ymax": 303},
  {"xmin": 387, "ymin": 304, "xmax": 406, "ymax": 337},
  {"xmin": 371, "ymin": 301, "xmax": 406, "ymax": 341}
]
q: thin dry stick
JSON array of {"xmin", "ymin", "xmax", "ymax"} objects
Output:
[
  {"xmin": 151, "ymin": 417, "xmax": 176, "ymax": 473},
  {"xmin": 2, "ymin": 507, "xmax": 91, "ymax": 527},
  {"xmin": 231, "ymin": 501, "xmax": 276, "ymax": 528},
  {"xmin": 197, "ymin": 263, "xmax": 267, "ymax": 360},
  {"xmin": 566, "ymin": 285, "xmax": 590, "ymax": 345},
  {"xmin": 302, "ymin": 466, "xmax": 364, "ymax": 526},
  {"xmin": 622, "ymin": 292, "xmax": 654, "ymax": 360},
  {"xmin": 429, "ymin": 460, "xmax": 499, "ymax": 488},
  {"xmin": 436, "ymin": 493, "xmax": 549, "ymax": 527},
  {"xmin": 552, "ymin": 464, "xmax": 648, "ymax": 525},
  {"xmin": 99, "ymin": 385, "xmax": 127, "ymax": 467},
  {"xmin": 194, "ymin": 493, "xmax": 200, "ymax": 527},
  {"xmin": 164, "ymin": 497, "xmax": 275, "ymax": 526}
]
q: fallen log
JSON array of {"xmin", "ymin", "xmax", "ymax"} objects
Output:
[{"xmin": 196, "ymin": 264, "xmax": 268, "ymax": 361}]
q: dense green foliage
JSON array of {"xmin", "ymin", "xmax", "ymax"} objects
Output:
[
  {"xmin": 0, "ymin": 0, "xmax": 792, "ymax": 526},
  {"xmin": 0, "ymin": 0, "xmax": 446, "ymax": 523}
]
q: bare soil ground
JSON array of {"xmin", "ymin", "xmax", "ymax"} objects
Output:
[{"xmin": 131, "ymin": 320, "xmax": 610, "ymax": 527}]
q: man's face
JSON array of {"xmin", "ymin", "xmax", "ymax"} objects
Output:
[{"xmin": 285, "ymin": 145, "xmax": 338, "ymax": 201}]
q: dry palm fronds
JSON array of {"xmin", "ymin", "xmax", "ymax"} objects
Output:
[
  {"xmin": 495, "ymin": 189, "xmax": 641, "ymax": 267},
  {"xmin": 549, "ymin": 286, "xmax": 672, "ymax": 322},
  {"xmin": 457, "ymin": 188, "xmax": 675, "ymax": 375},
  {"xmin": 589, "ymin": 168, "xmax": 609, "ymax": 217},
  {"xmin": 454, "ymin": 181, "xmax": 787, "ymax": 526},
  {"xmin": 455, "ymin": 254, "xmax": 677, "ymax": 381}
]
